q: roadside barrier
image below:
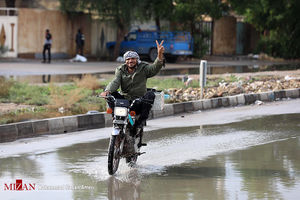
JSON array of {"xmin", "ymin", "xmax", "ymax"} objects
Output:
[{"xmin": 0, "ymin": 88, "xmax": 299, "ymax": 143}]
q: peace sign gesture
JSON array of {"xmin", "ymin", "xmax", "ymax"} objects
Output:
[{"xmin": 156, "ymin": 40, "xmax": 165, "ymax": 61}]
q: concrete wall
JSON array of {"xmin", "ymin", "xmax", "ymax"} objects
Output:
[
  {"xmin": 16, "ymin": 8, "xmax": 119, "ymax": 59},
  {"xmin": 91, "ymin": 20, "xmax": 116, "ymax": 58},
  {"xmin": 213, "ymin": 16, "xmax": 237, "ymax": 55},
  {"xmin": 17, "ymin": 8, "xmax": 92, "ymax": 58},
  {"xmin": 67, "ymin": 14, "xmax": 92, "ymax": 56}
]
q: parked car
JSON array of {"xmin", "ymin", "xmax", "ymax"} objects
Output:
[{"xmin": 106, "ymin": 30, "xmax": 193, "ymax": 62}]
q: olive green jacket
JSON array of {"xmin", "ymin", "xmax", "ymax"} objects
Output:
[{"xmin": 106, "ymin": 58, "xmax": 164, "ymax": 100}]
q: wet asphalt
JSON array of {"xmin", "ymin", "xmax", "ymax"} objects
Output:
[{"xmin": 0, "ymin": 99, "xmax": 299, "ymax": 200}]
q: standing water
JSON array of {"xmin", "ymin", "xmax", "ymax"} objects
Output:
[{"xmin": 0, "ymin": 113, "xmax": 299, "ymax": 199}]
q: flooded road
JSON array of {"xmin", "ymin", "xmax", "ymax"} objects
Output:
[{"xmin": 0, "ymin": 111, "xmax": 299, "ymax": 200}]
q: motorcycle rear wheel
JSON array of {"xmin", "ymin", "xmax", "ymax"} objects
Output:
[{"xmin": 108, "ymin": 135, "xmax": 121, "ymax": 175}]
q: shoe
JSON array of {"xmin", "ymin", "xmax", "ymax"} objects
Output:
[
  {"xmin": 42, "ymin": 60, "xmax": 46, "ymax": 63},
  {"xmin": 138, "ymin": 143, "xmax": 147, "ymax": 148}
]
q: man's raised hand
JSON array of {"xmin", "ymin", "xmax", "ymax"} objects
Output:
[{"xmin": 156, "ymin": 40, "xmax": 165, "ymax": 61}]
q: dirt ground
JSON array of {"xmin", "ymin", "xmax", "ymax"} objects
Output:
[
  {"xmin": 0, "ymin": 103, "xmax": 33, "ymax": 114},
  {"xmin": 189, "ymin": 69, "xmax": 300, "ymax": 80}
]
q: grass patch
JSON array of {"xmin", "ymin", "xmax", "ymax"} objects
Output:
[
  {"xmin": 147, "ymin": 77, "xmax": 184, "ymax": 90},
  {"xmin": 147, "ymin": 75, "xmax": 241, "ymax": 91},
  {"xmin": 0, "ymin": 76, "xmax": 107, "ymax": 125},
  {"xmin": 147, "ymin": 77, "xmax": 200, "ymax": 90},
  {"xmin": 8, "ymin": 82, "xmax": 50, "ymax": 105}
]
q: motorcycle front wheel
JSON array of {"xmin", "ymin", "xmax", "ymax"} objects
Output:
[{"xmin": 108, "ymin": 135, "xmax": 121, "ymax": 175}]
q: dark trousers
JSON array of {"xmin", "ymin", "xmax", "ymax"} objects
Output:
[
  {"xmin": 76, "ymin": 45, "xmax": 84, "ymax": 56},
  {"xmin": 43, "ymin": 44, "xmax": 51, "ymax": 62},
  {"xmin": 110, "ymin": 91, "xmax": 155, "ymax": 127}
]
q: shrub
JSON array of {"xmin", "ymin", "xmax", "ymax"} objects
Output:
[
  {"xmin": 73, "ymin": 74, "xmax": 101, "ymax": 94},
  {"xmin": 48, "ymin": 85, "xmax": 88, "ymax": 112},
  {"xmin": 255, "ymin": 30, "xmax": 300, "ymax": 59},
  {"xmin": 255, "ymin": 36, "xmax": 281, "ymax": 58},
  {"xmin": 0, "ymin": 77, "xmax": 14, "ymax": 98}
]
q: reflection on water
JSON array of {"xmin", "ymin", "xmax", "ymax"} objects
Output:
[
  {"xmin": 107, "ymin": 173, "xmax": 142, "ymax": 200},
  {"xmin": 0, "ymin": 156, "xmax": 42, "ymax": 179},
  {"xmin": 229, "ymin": 138, "xmax": 300, "ymax": 200},
  {"xmin": 1, "ymin": 63, "xmax": 299, "ymax": 83},
  {"xmin": 1, "ymin": 73, "xmax": 102, "ymax": 84},
  {"xmin": 0, "ymin": 113, "xmax": 299, "ymax": 200},
  {"xmin": 141, "ymin": 158, "xmax": 228, "ymax": 200},
  {"xmin": 158, "ymin": 63, "xmax": 300, "ymax": 76}
]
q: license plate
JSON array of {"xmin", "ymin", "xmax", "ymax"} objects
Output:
[{"xmin": 112, "ymin": 128, "xmax": 120, "ymax": 136}]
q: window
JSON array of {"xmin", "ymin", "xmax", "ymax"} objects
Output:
[{"xmin": 128, "ymin": 33, "xmax": 137, "ymax": 41}]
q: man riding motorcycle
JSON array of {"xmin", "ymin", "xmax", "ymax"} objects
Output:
[{"xmin": 101, "ymin": 40, "xmax": 165, "ymax": 133}]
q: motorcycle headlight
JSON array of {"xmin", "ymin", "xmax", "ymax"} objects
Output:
[{"xmin": 114, "ymin": 107, "xmax": 127, "ymax": 117}]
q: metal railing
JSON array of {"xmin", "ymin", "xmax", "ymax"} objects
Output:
[{"xmin": 0, "ymin": 8, "xmax": 18, "ymax": 16}]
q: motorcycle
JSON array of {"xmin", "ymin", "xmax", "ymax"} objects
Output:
[{"xmin": 102, "ymin": 95, "xmax": 147, "ymax": 175}]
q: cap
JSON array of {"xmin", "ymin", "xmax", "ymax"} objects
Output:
[{"xmin": 123, "ymin": 51, "xmax": 141, "ymax": 63}]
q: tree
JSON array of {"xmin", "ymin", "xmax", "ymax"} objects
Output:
[
  {"xmin": 228, "ymin": 0, "xmax": 300, "ymax": 59},
  {"xmin": 59, "ymin": 0, "xmax": 136, "ymax": 59},
  {"xmin": 173, "ymin": 0, "xmax": 228, "ymax": 34},
  {"xmin": 172, "ymin": 0, "xmax": 228, "ymax": 57},
  {"xmin": 135, "ymin": 0, "xmax": 174, "ymax": 31}
]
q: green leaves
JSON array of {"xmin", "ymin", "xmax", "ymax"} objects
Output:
[{"xmin": 229, "ymin": 0, "xmax": 300, "ymax": 59}]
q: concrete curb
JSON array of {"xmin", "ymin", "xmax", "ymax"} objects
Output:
[{"xmin": 0, "ymin": 88, "xmax": 299, "ymax": 143}]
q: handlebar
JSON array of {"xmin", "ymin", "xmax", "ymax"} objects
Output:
[
  {"xmin": 98, "ymin": 92, "xmax": 155, "ymax": 105},
  {"xmin": 97, "ymin": 94, "xmax": 115, "ymax": 101}
]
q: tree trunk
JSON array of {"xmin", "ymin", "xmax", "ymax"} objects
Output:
[
  {"xmin": 113, "ymin": 20, "xmax": 127, "ymax": 60},
  {"xmin": 263, "ymin": 30, "xmax": 269, "ymax": 36},
  {"xmin": 155, "ymin": 17, "xmax": 161, "ymax": 31},
  {"xmin": 190, "ymin": 20, "xmax": 196, "ymax": 36},
  {"xmin": 211, "ymin": 19, "xmax": 214, "ymax": 56}
]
